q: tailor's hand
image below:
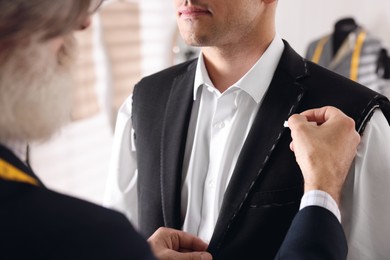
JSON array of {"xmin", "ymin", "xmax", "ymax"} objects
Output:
[
  {"xmin": 147, "ymin": 227, "xmax": 213, "ymax": 260},
  {"xmin": 288, "ymin": 106, "xmax": 361, "ymax": 205}
]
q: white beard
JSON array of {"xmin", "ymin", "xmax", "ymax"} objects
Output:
[{"xmin": 0, "ymin": 39, "xmax": 74, "ymax": 143}]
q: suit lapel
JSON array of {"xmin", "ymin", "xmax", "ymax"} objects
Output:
[
  {"xmin": 160, "ymin": 61, "xmax": 197, "ymax": 228},
  {"xmin": 209, "ymin": 42, "xmax": 310, "ymax": 250}
]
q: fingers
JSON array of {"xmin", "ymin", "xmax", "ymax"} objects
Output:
[
  {"xmin": 166, "ymin": 251, "xmax": 213, "ymax": 260},
  {"xmin": 287, "ymin": 106, "xmax": 361, "ymax": 204},
  {"xmin": 174, "ymin": 229, "xmax": 209, "ymax": 252},
  {"xmin": 148, "ymin": 227, "xmax": 211, "ymax": 260},
  {"xmin": 289, "ymin": 141, "xmax": 294, "ymax": 152},
  {"xmin": 289, "ymin": 106, "xmax": 357, "ymax": 132},
  {"xmin": 299, "ymin": 106, "xmax": 342, "ymax": 124},
  {"xmin": 288, "ymin": 113, "xmax": 318, "ymax": 130}
]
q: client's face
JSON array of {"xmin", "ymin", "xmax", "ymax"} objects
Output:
[{"xmin": 0, "ymin": 34, "xmax": 76, "ymax": 143}]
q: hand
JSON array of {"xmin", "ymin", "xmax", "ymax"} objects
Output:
[
  {"xmin": 288, "ymin": 106, "xmax": 361, "ymax": 205},
  {"xmin": 147, "ymin": 227, "xmax": 213, "ymax": 260}
]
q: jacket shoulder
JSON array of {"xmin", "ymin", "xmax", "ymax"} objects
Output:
[
  {"xmin": 132, "ymin": 58, "xmax": 197, "ymax": 115},
  {"xmin": 0, "ymin": 182, "xmax": 154, "ymax": 259},
  {"xmin": 302, "ymin": 60, "xmax": 390, "ymax": 131},
  {"xmin": 137, "ymin": 58, "xmax": 197, "ymax": 88}
]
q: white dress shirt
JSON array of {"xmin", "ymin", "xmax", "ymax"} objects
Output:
[
  {"xmin": 180, "ymin": 35, "xmax": 285, "ymax": 241},
  {"xmin": 104, "ymin": 34, "xmax": 390, "ymax": 258}
]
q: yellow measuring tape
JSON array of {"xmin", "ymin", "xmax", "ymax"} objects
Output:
[
  {"xmin": 311, "ymin": 31, "xmax": 367, "ymax": 82},
  {"xmin": 350, "ymin": 31, "xmax": 367, "ymax": 81},
  {"xmin": 0, "ymin": 159, "xmax": 38, "ymax": 186},
  {"xmin": 311, "ymin": 36, "xmax": 330, "ymax": 64}
]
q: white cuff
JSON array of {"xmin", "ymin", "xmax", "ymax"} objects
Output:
[{"xmin": 300, "ymin": 190, "xmax": 341, "ymax": 222}]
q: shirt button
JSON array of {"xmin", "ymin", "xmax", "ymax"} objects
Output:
[{"xmin": 214, "ymin": 122, "xmax": 225, "ymax": 129}]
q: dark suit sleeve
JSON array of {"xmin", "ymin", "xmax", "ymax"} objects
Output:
[
  {"xmin": 275, "ymin": 206, "xmax": 348, "ymax": 260},
  {"xmin": 69, "ymin": 206, "xmax": 157, "ymax": 260}
]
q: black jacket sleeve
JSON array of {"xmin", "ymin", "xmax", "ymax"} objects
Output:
[{"xmin": 275, "ymin": 206, "xmax": 348, "ymax": 260}]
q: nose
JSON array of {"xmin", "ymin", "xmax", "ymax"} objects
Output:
[{"xmin": 79, "ymin": 16, "xmax": 92, "ymax": 31}]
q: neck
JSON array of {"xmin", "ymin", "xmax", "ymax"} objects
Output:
[
  {"xmin": 332, "ymin": 18, "xmax": 358, "ymax": 55},
  {"xmin": 0, "ymin": 138, "xmax": 28, "ymax": 163},
  {"xmin": 202, "ymin": 31, "xmax": 275, "ymax": 93}
]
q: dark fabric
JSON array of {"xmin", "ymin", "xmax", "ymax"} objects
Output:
[
  {"xmin": 275, "ymin": 206, "xmax": 348, "ymax": 260},
  {"xmin": 132, "ymin": 40, "xmax": 390, "ymax": 260},
  {"xmin": 0, "ymin": 145, "xmax": 155, "ymax": 260},
  {"xmin": 0, "ymin": 144, "xmax": 45, "ymax": 187},
  {"xmin": 132, "ymin": 59, "xmax": 197, "ymax": 235}
]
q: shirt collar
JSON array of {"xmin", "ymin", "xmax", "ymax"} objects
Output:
[
  {"xmin": 193, "ymin": 54, "xmax": 214, "ymax": 99},
  {"xmin": 193, "ymin": 34, "xmax": 285, "ymax": 103}
]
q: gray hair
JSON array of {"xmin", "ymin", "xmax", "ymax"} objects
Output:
[{"xmin": 0, "ymin": 0, "xmax": 91, "ymax": 47}]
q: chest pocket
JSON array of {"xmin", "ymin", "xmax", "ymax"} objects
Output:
[{"xmin": 248, "ymin": 185, "xmax": 303, "ymax": 208}]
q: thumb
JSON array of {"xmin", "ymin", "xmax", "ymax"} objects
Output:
[
  {"xmin": 289, "ymin": 141, "xmax": 294, "ymax": 152},
  {"xmin": 169, "ymin": 251, "xmax": 213, "ymax": 260}
]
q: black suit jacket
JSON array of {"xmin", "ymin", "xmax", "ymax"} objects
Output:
[
  {"xmin": 276, "ymin": 206, "xmax": 347, "ymax": 260},
  {"xmin": 132, "ymin": 40, "xmax": 390, "ymax": 259},
  {"xmin": 0, "ymin": 144, "xmax": 155, "ymax": 260}
]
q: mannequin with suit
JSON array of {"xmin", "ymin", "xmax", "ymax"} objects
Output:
[
  {"xmin": 306, "ymin": 17, "xmax": 390, "ymax": 96},
  {"xmin": 105, "ymin": 0, "xmax": 390, "ymax": 259},
  {"xmin": 332, "ymin": 17, "xmax": 359, "ymax": 56}
]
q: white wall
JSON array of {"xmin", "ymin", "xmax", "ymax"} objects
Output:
[{"xmin": 139, "ymin": 1, "xmax": 176, "ymax": 76}]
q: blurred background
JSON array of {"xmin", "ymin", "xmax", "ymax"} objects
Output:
[{"xmin": 29, "ymin": 0, "xmax": 390, "ymax": 205}]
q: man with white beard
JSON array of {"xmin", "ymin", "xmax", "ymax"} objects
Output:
[
  {"xmin": 0, "ymin": 1, "xmax": 213, "ymax": 259},
  {"xmin": 0, "ymin": 33, "xmax": 73, "ymax": 144},
  {"xmin": 0, "ymin": 1, "xmax": 360, "ymax": 259}
]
